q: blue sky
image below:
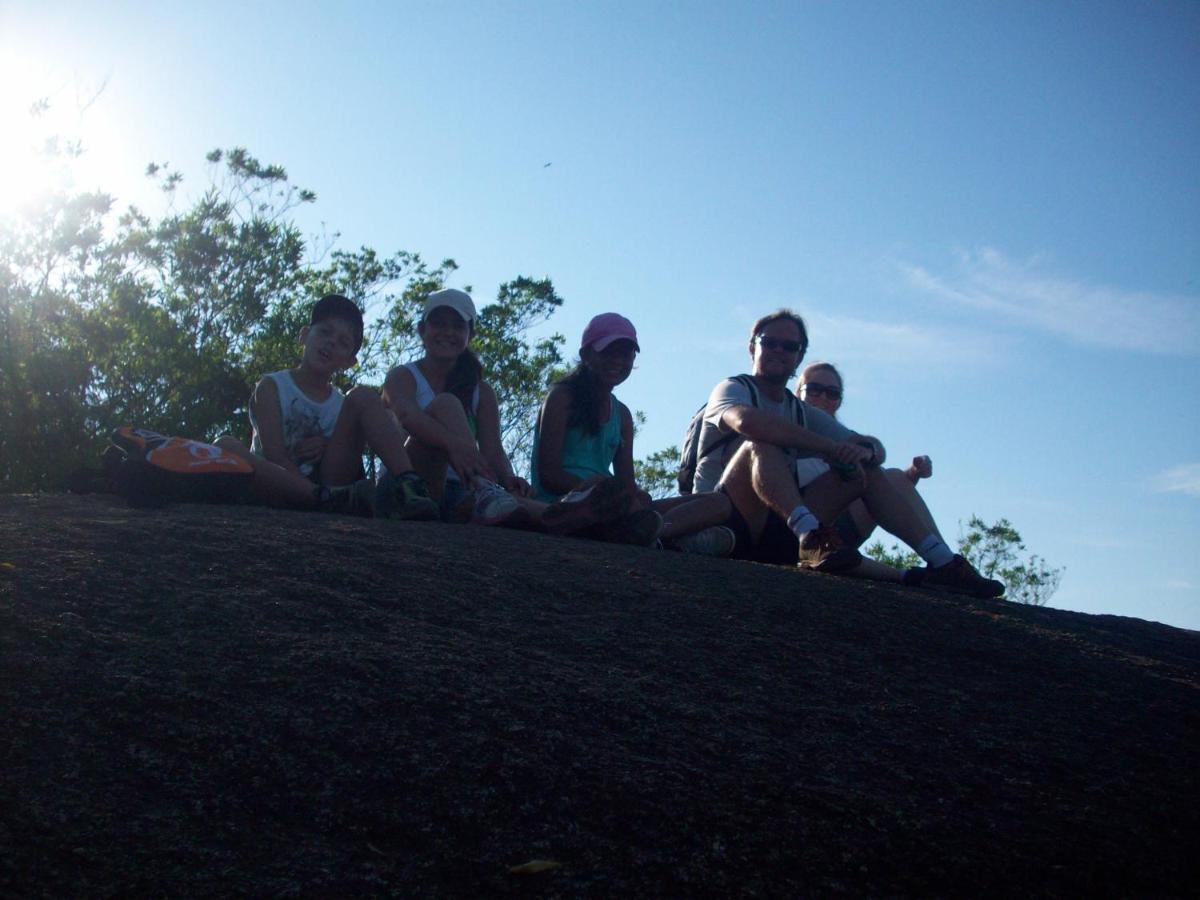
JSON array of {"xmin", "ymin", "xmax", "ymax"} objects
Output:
[{"xmin": 3, "ymin": 1, "xmax": 1198, "ymax": 629}]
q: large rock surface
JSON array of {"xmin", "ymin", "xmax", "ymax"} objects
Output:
[{"xmin": 1, "ymin": 493, "xmax": 1197, "ymax": 896}]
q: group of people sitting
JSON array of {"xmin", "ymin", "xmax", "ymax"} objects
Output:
[{"xmin": 216, "ymin": 291, "xmax": 1003, "ymax": 600}]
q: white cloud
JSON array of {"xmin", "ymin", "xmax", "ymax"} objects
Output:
[
  {"xmin": 900, "ymin": 248, "xmax": 1199, "ymax": 354},
  {"xmin": 1150, "ymin": 463, "xmax": 1200, "ymax": 498},
  {"xmin": 803, "ymin": 311, "xmax": 1005, "ymax": 370},
  {"xmin": 1165, "ymin": 579, "xmax": 1196, "ymax": 591}
]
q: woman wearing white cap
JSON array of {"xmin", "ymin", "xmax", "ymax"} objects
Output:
[
  {"xmin": 532, "ymin": 312, "xmax": 735, "ymax": 553},
  {"xmin": 382, "ymin": 288, "xmax": 531, "ymax": 523}
]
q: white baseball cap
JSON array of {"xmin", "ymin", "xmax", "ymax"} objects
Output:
[{"xmin": 421, "ymin": 289, "xmax": 476, "ymax": 325}]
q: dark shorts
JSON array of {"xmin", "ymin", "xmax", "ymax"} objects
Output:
[{"xmin": 721, "ymin": 488, "xmax": 799, "ymax": 566}]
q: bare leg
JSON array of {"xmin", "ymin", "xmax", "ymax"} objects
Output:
[
  {"xmin": 321, "ymin": 386, "xmax": 418, "ymax": 487},
  {"xmin": 720, "ymin": 442, "xmax": 863, "ymax": 542},
  {"xmin": 653, "ymin": 492, "xmax": 731, "ymax": 541},
  {"xmin": 844, "ymin": 468, "xmax": 939, "ymax": 544},
  {"xmin": 215, "ymin": 436, "xmax": 318, "ymax": 509},
  {"xmin": 859, "ymin": 465, "xmax": 937, "ymax": 549},
  {"xmin": 403, "ymin": 393, "xmax": 479, "ymax": 502}
]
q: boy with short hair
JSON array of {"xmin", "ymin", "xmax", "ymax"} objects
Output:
[{"xmin": 218, "ymin": 293, "xmax": 438, "ymax": 519}]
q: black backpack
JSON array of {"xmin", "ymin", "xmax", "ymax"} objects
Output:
[{"xmin": 677, "ymin": 375, "xmax": 806, "ymax": 494}]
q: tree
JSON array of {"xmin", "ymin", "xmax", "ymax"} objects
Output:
[
  {"xmin": 956, "ymin": 515, "xmax": 1063, "ymax": 607},
  {"xmin": 865, "ymin": 515, "xmax": 1063, "ymax": 606},
  {"xmin": 0, "ymin": 142, "xmax": 565, "ymax": 492}
]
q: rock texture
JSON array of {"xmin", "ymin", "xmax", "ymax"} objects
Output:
[{"xmin": 2, "ymin": 493, "xmax": 1197, "ymax": 896}]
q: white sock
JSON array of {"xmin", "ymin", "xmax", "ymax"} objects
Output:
[
  {"xmin": 916, "ymin": 534, "xmax": 954, "ymax": 568},
  {"xmin": 787, "ymin": 505, "xmax": 820, "ymax": 538}
]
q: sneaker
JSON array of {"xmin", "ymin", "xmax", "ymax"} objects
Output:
[
  {"xmin": 377, "ymin": 472, "xmax": 439, "ymax": 522},
  {"xmin": 668, "ymin": 525, "xmax": 736, "ymax": 557},
  {"xmin": 594, "ymin": 509, "xmax": 664, "ymax": 546},
  {"xmin": 323, "ymin": 479, "xmax": 377, "ymax": 517},
  {"xmin": 541, "ymin": 477, "xmax": 633, "ymax": 535},
  {"xmin": 797, "ymin": 524, "xmax": 862, "ymax": 573},
  {"xmin": 470, "ymin": 479, "xmax": 527, "ymax": 527},
  {"xmin": 920, "ymin": 554, "xmax": 1005, "ymax": 599}
]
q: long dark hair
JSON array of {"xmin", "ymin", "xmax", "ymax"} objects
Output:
[
  {"xmin": 555, "ymin": 362, "xmax": 606, "ymax": 435},
  {"xmin": 445, "ymin": 349, "xmax": 483, "ymax": 410}
]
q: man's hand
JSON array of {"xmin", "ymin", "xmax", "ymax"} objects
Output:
[{"xmin": 827, "ymin": 440, "xmax": 874, "ymax": 467}]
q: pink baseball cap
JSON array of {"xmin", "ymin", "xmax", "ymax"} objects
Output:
[{"xmin": 580, "ymin": 312, "xmax": 640, "ymax": 353}]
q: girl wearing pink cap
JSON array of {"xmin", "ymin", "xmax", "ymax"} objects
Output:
[{"xmin": 532, "ymin": 313, "xmax": 734, "ymax": 553}]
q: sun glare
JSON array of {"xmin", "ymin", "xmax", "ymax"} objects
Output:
[{"xmin": 0, "ymin": 54, "xmax": 121, "ymax": 220}]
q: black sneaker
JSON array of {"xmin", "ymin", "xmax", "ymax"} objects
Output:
[
  {"xmin": 921, "ymin": 555, "xmax": 1005, "ymax": 599},
  {"xmin": 323, "ymin": 479, "xmax": 377, "ymax": 517}
]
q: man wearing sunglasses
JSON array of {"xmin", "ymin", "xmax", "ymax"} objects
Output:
[{"xmin": 692, "ymin": 309, "xmax": 1002, "ymax": 599}]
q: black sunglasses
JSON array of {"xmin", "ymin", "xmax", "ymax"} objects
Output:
[
  {"xmin": 755, "ymin": 334, "xmax": 804, "ymax": 354},
  {"xmin": 802, "ymin": 382, "xmax": 843, "ymax": 401}
]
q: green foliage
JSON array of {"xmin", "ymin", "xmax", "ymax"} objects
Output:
[
  {"xmin": 862, "ymin": 540, "xmax": 922, "ymax": 571},
  {"xmin": 0, "ymin": 145, "xmax": 565, "ymax": 491},
  {"xmin": 865, "ymin": 515, "xmax": 1063, "ymax": 605},
  {"xmin": 634, "ymin": 445, "xmax": 681, "ymax": 500},
  {"xmin": 957, "ymin": 515, "xmax": 1063, "ymax": 607}
]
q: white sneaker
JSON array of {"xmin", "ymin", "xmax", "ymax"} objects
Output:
[
  {"xmin": 670, "ymin": 525, "xmax": 736, "ymax": 557},
  {"xmin": 470, "ymin": 479, "xmax": 522, "ymax": 526}
]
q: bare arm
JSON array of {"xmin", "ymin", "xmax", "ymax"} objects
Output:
[
  {"xmin": 383, "ymin": 365, "xmax": 492, "ymax": 481},
  {"xmin": 476, "ymin": 381, "xmax": 530, "ymax": 496},
  {"xmin": 535, "ymin": 386, "xmax": 586, "ymax": 496},
  {"xmin": 249, "ymin": 377, "xmax": 305, "ymax": 478},
  {"xmin": 612, "ymin": 401, "xmax": 638, "ymax": 492},
  {"xmin": 721, "ymin": 405, "xmax": 874, "ymax": 466}
]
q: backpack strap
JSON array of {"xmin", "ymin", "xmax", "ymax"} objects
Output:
[{"xmin": 696, "ymin": 374, "xmax": 760, "ymax": 464}]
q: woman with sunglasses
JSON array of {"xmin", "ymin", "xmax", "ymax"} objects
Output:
[{"xmin": 796, "ymin": 361, "xmax": 938, "ymax": 582}]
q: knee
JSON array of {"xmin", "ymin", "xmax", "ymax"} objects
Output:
[
  {"xmin": 346, "ymin": 385, "xmax": 381, "ymax": 409},
  {"xmin": 427, "ymin": 392, "xmax": 466, "ymax": 416},
  {"xmin": 215, "ymin": 435, "xmax": 245, "ymax": 453}
]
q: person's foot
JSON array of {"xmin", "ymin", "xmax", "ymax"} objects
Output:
[
  {"xmin": 594, "ymin": 509, "xmax": 664, "ymax": 546},
  {"xmin": 470, "ymin": 479, "xmax": 527, "ymax": 527},
  {"xmin": 920, "ymin": 554, "xmax": 1005, "ymax": 599},
  {"xmin": 667, "ymin": 525, "xmax": 736, "ymax": 557},
  {"xmin": 323, "ymin": 479, "xmax": 377, "ymax": 517},
  {"xmin": 797, "ymin": 524, "xmax": 862, "ymax": 573},
  {"xmin": 377, "ymin": 472, "xmax": 440, "ymax": 522},
  {"xmin": 541, "ymin": 478, "xmax": 633, "ymax": 535}
]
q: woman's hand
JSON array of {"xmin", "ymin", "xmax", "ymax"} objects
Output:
[
  {"xmin": 447, "ymin": 437, "xmax": 496, "ymax": 484},
  {"xmin": 499, "ymin": 473, "xmax": 533, "ymax": 497},
  {"xmin": 907, "ymin": 455, "xmax": 933, "ymax": 482}
]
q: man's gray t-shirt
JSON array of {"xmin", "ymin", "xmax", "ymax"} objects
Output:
[{"xmin": 692, "ymin": 376, "xmax": 854, "ymax": 494}]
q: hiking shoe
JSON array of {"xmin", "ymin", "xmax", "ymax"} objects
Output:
[
  {"xmin": 797, "ymin": 524, "xmax": 862, "ymax": 573},
  {"xmin": 377, "ymin": 472, "xmax": 439, "ymax": 522},
  {"xmin": 324, "ymin": 478, "xmax": 377, "ymax": 517},
  {"xmin": 594, "ymin": 509, "xmax": 664, "ymax": 546},
  {"xmin": 470, "ymin": 479, "xmax": 527, "ymax": 527},
  {"xmin": 542, "ymin": 477, "xmax": 633, "ymax": 535},
  {"xmin": 920, "ymin": 554, "xmax": 1005, "ymax": 599},
  {"xmin": 668, "ymin": 525, "xmax": 736, "ymax": 557}
]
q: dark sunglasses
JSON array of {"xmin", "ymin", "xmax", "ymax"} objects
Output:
[
  {"xmin": 755, "ymin": 334, "xmax": 804, "ymax": 354},
  {"xmin": 802, "ymin": 382, "xmax": 843, "ymax": 401}
]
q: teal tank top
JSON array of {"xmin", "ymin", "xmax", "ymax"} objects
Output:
[{"xmin": 531, "ymin": 396, "xmax": 624, "ymax": 501}]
